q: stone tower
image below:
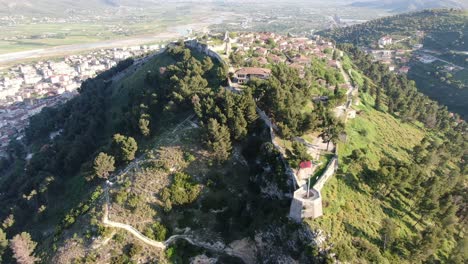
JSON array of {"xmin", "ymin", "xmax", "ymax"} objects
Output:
[{"xmin": 224, "ymin": 31, "xmax": 232, "ymax": 56}]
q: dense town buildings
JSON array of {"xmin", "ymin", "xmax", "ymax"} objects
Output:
[{"xmin": 0, "ymin": 44, "xmax": 163, "ymax": 156}]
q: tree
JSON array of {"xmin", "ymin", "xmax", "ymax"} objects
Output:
[
  {"xmin": 205, "ymin": 119, "xmax": 232, "ymax": 163},
  {"xmin": 93, "ymin": 152, "xmax": 115, "ymax": 179},
  {"xmin": 375, "ymin": 86, "xmax": 382, "ymax": 110},
  {"xmin": 138, "ymin": 116, "xmax": 151, "ymax": 137},
  {"xmin": 7, "ymin": 140, "xmax": 26, "ymax": 160},
  {"xmin": 2, "ymin": 214, "xmax": 14, "ymax": 230},
  {"xmin": 321, "ymin": 112, "xmax": 344, "ymax": 151},
  {"xmin": 10, "ymin": 232, "xmax": 39, "ymax": 264},
  {"xmin": 362, "ymin": 78, "xmax": 370, "ymax": 93},
  {"xmin": 112, "ymin": 134, "xmax": 138, "ymax": 163},
  {"xmin": 0, "ymin": 229, "xmax": 7, "ymax": 262},
  {"xmin": 202, "ymin": 57, "xmax": 214, "ymax": 72},
  {"xmin": 380, "ymin": 218, "xmax": 398, "ymax": 251},
  {"xmin": 217, "ymin": 64, "xmax": 228, "ymax": 81},
  {"xmin": 334, "ymin": 85, "xmax": 339, "ymax": 96},
  {"xmin": 290, "ymin": 141, "xmax": 312, "ymax": 168}
]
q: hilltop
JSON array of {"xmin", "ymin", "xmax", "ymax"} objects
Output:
[
  {"xmin": 319, "ymin": 9, "xmax": 468, "ymax": 119},
  {"xmin": 0, "ymin": 31, "xmax": 466, "ymax": 263},
  {"xmin": 0, "ymin": 39, "xmax": 328, "ymax": 263}
]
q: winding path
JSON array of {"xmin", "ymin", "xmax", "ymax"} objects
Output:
[{"xmin": 102, "ymin": 204, "xmax": 167, "ymax": 249}]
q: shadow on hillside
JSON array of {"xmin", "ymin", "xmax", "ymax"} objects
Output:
[
  {"xmin": 380, "ymin": 205, "xmax": 417, "ymax": 233},
  {"xmin": 344, "ymin": 222, "xmax": 380, "ymax": 247},
  {"xmin": 388, "ymin": 194, "xmax": 419, "ymax": 220},
  {"xmin": 338, "ymin": 168, "xmax": 370, "ymax": 196}
]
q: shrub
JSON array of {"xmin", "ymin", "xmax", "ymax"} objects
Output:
[
  {"xmin": 114, "ymin": 190, "xmax": 128, "ymax": 205},
  {"xmin": 128, "ymin": 243, "xmax": 143, "ymax": 258},
  {"xmin": 145, "ymin": 222, "xmax": 168, "ymax": 241},
  {"xmin": 184, "ymin": 152, "xmax": 196, "ymax": 163},
  {"xmin": 127, "ymin": 193, "xmax": 141, "ymax": 210}
]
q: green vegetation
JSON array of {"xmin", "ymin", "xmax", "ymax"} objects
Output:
[
  {"xmin": 0, "ymin": 26, "xmax": 466, "ymax": 262},
  {"xmin": 248, "ymin": 63, "xmax": 344, "ymax": 138},
  {"xmin": 408, "ymin": 59, "xmax": 468, "ymax": 118},
  {"xmin": 161, "ymin": 172, "xmax": 201, "ymax": 209},
  {"xmin": 310, "ymin": 96, "xmax": 466, "ymax": 263},
  {"xmin": 204, "ymin": 119, "xmax": 232, "ymax": 163},
  {"xmin": 0, "ymin": 229, "xmax": 6, "ymax": 262},
  {"xmin": 0, "ymin": 41, "xmax": 307, "ymax": 262},
  {"xmin": 144, "ymin": 222, "xmax": 168, "ymax": 241},
  {"xmin": 111, "ymin": 134, "xmax": 138, "ymax": 164},
  {"xmin": 93, "ymin": 153, "xmax": 116, "ymax": 179},
  {"xmin": 321, "ymin": 9, "xmax": 468, "ymax": 118},
  {"xmin": 321, "ymin": 9, "xmax": 467, "ymax": 51},
  {"xmin": 307, "ymin": 42, "xmax": 467, "ymax": 263}
]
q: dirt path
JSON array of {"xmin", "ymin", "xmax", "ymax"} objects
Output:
[{"xmin": 102, "ymin": 204, "xmax": 167, "ymax": 249}]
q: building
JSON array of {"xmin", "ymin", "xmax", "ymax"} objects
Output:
[
  {"xmin": 399, "ymin": 66, "xmax": 410, "ymax": 74},
  {"xmin": 234, "ymin": 67, "xmax": 271, "ymax": 84},
  {"xmin": 378, "ymin": 36, "xmax": 393, "ymax": 47},
  {"xmin": 297, "ymin": 160, "xmax": 313, "ymax": 181}
]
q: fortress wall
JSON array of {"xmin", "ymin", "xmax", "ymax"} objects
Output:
[
  {"xmin": 189, "ymin": 38, "xmax": 337, "ymax": 222},
  {"xmin": 184, "ymin": 39, "xmax": 225, "ymax": 65},
  {"xmin": 313, "ymin": 157, "xmax": 338, "ymax": 191}
]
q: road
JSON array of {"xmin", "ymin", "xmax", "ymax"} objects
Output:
[
  {"xmin": 417, "ymin": 50, "xmax": 465, "ymax": 70},
  {"xmin": 0, "ymin": 13, "xmax": 231, "ymax": 66}
]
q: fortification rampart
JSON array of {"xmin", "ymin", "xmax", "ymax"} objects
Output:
[{"xmin": 189, "ymin": 38, "xmax": 338, "ymax": 222}]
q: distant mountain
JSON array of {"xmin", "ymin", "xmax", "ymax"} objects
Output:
[
  {"xmin": 0, "ymin": 0, "xmax": 165, "ymax": 16},
  {"xmin": 350, "ymin": 0, "xmax": 467, "ymax": 13}
]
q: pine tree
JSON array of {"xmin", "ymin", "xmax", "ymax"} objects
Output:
[
  {"xmin": 380, "ymin": 218, "xmax": 398, "ymax": 251},
  {"xmin": 93, "ymin": 152, "xmax": 115, "ymax": 179},
  {"xmin": 205, "ymin": 118, "xmax": 232, "ymax": 163},
  {"xmin": 363, "ymin": 78, "xmax": 370, "ymax": 93},
  {"xmin": 241, "ymin": 90, "xmax": 258, "ymax": 124},
  {"xmin": 202, "ymin": 57, "xmax": 214, "ymax": 72},
  {"xmin": 231, "ymin": 108, "xmax": 248, "ymax": 140},
  {"xmin": 332, "ymin": 49, "xmax": 338, "ymax": 60},
  {"xmin": 138, "ymin": 117, "xmax": 151, "ymax": 137},
  {"xmin": 10, "ymin": 232, "xmax": 39, "ymax": 264},
  {"xmin": 375, "ymin": 86, "xmax": 382, "ymax": 111},
  {"xmin": 112, "ymin": 134, "xmax": 138, "ymax": 163},
  {"xmin": 0, "ymin": 228, "xmax": 6, "ymax": 263}
]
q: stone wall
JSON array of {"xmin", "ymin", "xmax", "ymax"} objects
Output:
[
  {"xmin": 192, "ymin": 39, "xmax": 338, "ymax": 222},
  {"xmin": 313, "ymin": 157, "xmax": 338, "ymax": 191},
  {"xmin": 184, "ymin": 39, "xmax": 225, "ymax": 65}
]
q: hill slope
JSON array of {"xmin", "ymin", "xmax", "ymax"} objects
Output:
[
  {"xmin": 350, "ymin": 0, "xmax": 467, "ymax": 13},
  {"xmin": 310, "ymin": 100, "xmax": 427, "ymax": 263},
  {"xmin": 319, "ymin": 9, "xmax": 468, "ymax": 119},
  {"xmin": 0, "ymin": 42, "xmax": 322, "ymax": 263}
]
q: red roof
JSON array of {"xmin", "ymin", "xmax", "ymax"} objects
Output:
[{"xmin": 299, "ymin": 161, "xmax": 312, "ymax": 169}]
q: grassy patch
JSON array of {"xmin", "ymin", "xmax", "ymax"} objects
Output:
[
  {"xmin": 340, "ymin": 102, "xmax": 424, "ymax": 170},
  {"xmin": 308, "ymin": 100, "xmax": 427, "ymax": 262}
]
